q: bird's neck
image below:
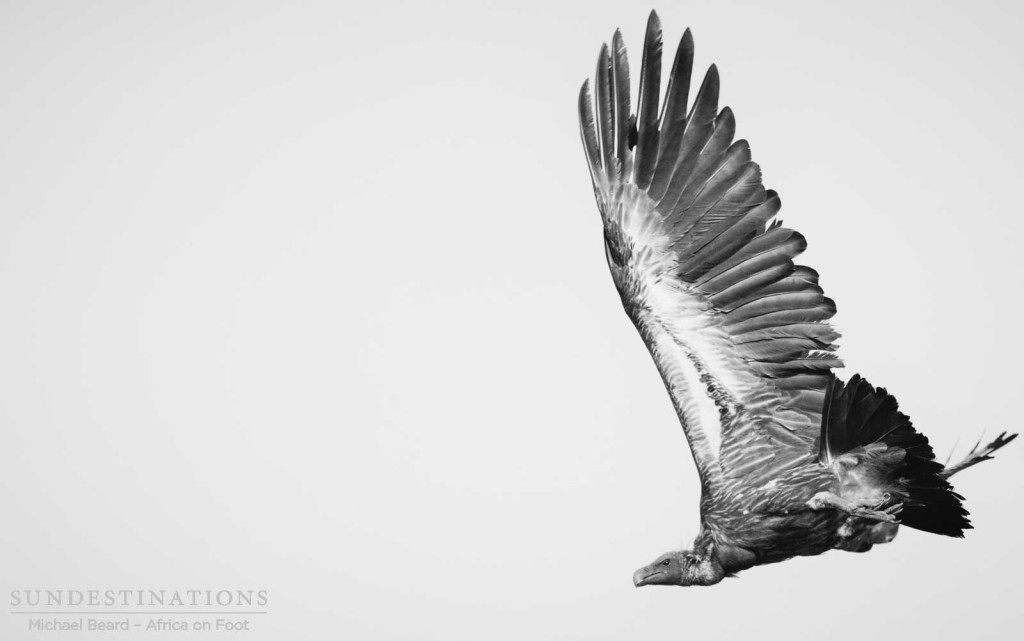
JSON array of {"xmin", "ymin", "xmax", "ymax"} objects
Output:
[{"xmin": 696, "ymin": 526, "xmax": 757, "ymax": 575}]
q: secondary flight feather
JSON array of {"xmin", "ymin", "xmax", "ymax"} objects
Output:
[{"xmin": 578, "ymin": 11, "xmax": 1016, "ymax": 587}]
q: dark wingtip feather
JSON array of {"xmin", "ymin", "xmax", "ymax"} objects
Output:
[
  {"xmin": 648, "ymin": 26, "xmax": 695, "ymax": 199},
  {"xmin": 578, "ymin": 79, "xmax": 602, "ymax": 185},
  {"xmin": 578, "ymin": 79, "xmax": 590, "ymax": 115},
  {"xmin": 704, "ymin": 64, "xmax": 720, "ymax": 91},
  {"xmin": 658, "ymin": 28, "xmax": 694, "ymax": 129},
  {"xmin": 688, "ymin": 64, "xmax": 720, "ymax": 127},
  {"xmin": 645, "ymin": 12, "xmax": 662, "ymax": 46},
  {"xmin": 594, "ymin": 42, "xmax": 614, "ymax": 175},
  {"xmin": 610, "ymin": 29, "xmax": 631, "ymax": 171},
  {"xmin": 633, "ymin": 12, "xmax": 663, "ymax": 188},
  {"xmin": 704, "ymin": 64, "xmax": 721, "ymax": 91},
  {"xmin": 784, "ymin": 230, "xmax": 808, "ymax": 256},
  {"xmin": 611, "ymin": 29, "xmax": 625, "ymax": 63}
]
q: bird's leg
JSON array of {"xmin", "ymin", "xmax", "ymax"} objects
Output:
[{"xmin": 807, "ymin": 491, "xmax": 901, "ymax": 523}]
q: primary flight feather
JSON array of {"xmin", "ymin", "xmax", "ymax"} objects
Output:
[{"xmin": 578, "ymin": 11, "xmax": 1016, "ymax": 587}]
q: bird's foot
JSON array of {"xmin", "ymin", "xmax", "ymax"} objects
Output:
[
  {"xmin": 807, "ymin": 491, "xmax": 901, "ymax": 523},
  {"xmin": 850, "ymin": 503, "xmax": 902, "ymax": 523}
]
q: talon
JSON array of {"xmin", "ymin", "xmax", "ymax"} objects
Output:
[{"xmin": 852, "ymin": 507, "xmax": 898, "ymax": 523}]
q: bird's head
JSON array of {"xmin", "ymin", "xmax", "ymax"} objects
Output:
[{"xmin": 632, "ymin": 543, "xmax": 725, "ymax": 587}]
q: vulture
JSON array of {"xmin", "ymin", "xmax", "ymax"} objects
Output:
[{"xmin": 577, "ymin": 11, "xmax": 1016, "ymax": 587}]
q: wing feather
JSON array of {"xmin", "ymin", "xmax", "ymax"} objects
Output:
[
  {"xmin": 633, "ymin": 12, "xmax": 663, "ymax": 188},
  {"xmin": 611, "ymin": 30, "xmax": 632, "ymax": 171},
  {"xmin": 579, "ymin": 13, "xmax": 843, "ymax": 502},
  {"xmin": 578, "ymin": 81, "xmax": 602, "ymax": 190},
  {"xmin": 648, "ymin": 28, "xmax": 694, "ymax": 200},
  {"xmin": 659, "ymin": 65, "xmax": 720, "ymax": 214},
  {"xmin": 594, "ymin": 43, "xmax": 616, "ymax": 178}
]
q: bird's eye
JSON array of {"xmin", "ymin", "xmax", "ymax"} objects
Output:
[{"xmin": 661, "ymin": 559, "xmax": 671, "ymax": 566}]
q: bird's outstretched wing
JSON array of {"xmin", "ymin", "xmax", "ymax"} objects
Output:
[{"xmin": 579, "ymin": 12, "xmax": 842, "ymax": 504}]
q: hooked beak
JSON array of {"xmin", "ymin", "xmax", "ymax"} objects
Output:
[{"xmin": 633, "ymin": 567, "xmax": 663, "ymax": 587}]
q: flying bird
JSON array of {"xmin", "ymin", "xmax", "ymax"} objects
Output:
[{"xmin": 577, "ymin": 11, "xmax": 1016, "ymax": 587}]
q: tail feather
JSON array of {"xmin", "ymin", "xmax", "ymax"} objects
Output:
[
  {"xmin": 941, "ymin": 432, "xmax": 1017, "ymax": 479},
  {"xmin": 820, "ymin": 374, "xmax": 971, "ymax": 537}
]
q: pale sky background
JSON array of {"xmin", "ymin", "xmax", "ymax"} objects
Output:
[{"xmin": 1, "ymin": 1, "xmax": 1022, "ymax": 639}]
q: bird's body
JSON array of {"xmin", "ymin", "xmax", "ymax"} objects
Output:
[{"xmin": 578, "ymin": 12, "xmax": 1016, "ymax": 587}]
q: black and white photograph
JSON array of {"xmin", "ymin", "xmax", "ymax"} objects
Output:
[{"xmin": 2, "ymin": 1, "xmax": 1022, "ymax": 639}]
